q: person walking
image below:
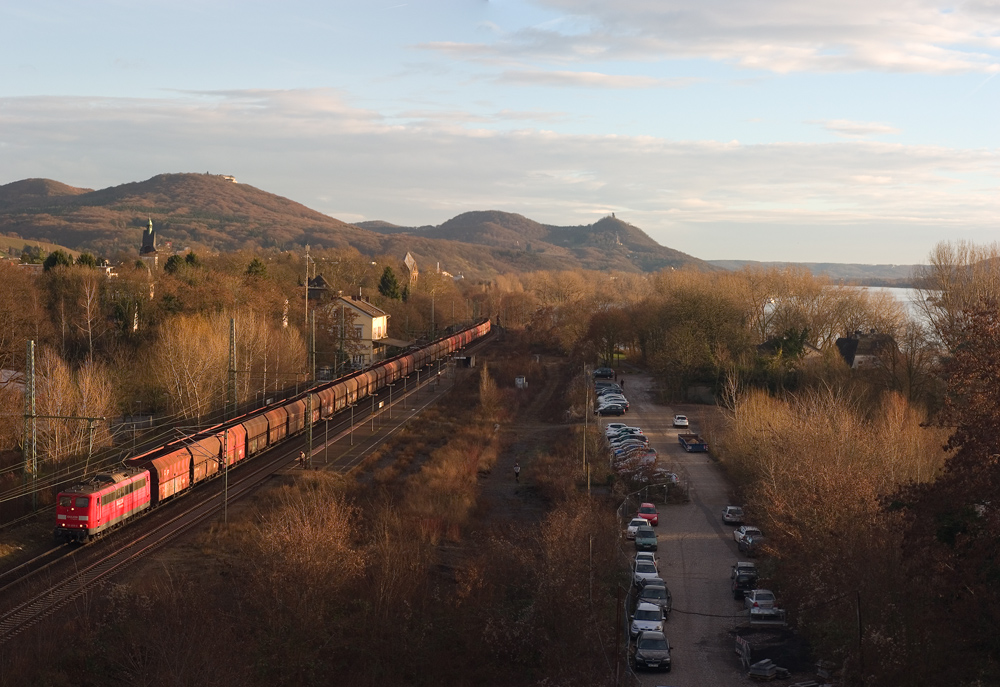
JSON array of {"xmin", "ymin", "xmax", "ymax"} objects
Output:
[
  {"xmin": 298, "ymin": 450, "xmax": 306, "ymax": 469},
  {"xmin": 620, "ymin": 378, "xmax": 625, "ymax": 391},
  {"xmin": 514, "ymin": 461, "xmax": 521, "ymax": 483}
]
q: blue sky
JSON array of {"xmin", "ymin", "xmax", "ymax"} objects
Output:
[{"xmin": 2, "ymin": 0, "xmax": 999, "ymax": 263}]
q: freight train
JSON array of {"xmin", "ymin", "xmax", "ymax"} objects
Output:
[{"xmin": 54, "ymin": 319, "xmax": 492, "ymax": 543}]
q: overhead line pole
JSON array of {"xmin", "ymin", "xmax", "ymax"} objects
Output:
[{"xmin": 23, "ymin": 340, "xmax": 36, "ymax": 511}]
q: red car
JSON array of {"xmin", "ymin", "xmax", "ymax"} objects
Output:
[{"xmin": 637, "ymin": 502, "xmax": 659, "ymax": 526}]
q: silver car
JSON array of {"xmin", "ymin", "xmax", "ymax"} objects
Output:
[
  {"xmin": 630, "ymin": 602, "xmax": 664, "ymax": 637},
  {"xmin": 723, "ymin": 506, "xmax": 745, "ymax": 524},
  {"xmin": 626, "ymin": 518, "xmax": 647, "ymax": 540},
  {"xmin": 633, "ymin": 561, "xmax": 660, "ymax": 586}
]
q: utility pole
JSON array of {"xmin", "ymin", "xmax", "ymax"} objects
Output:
[
  {"xmin": 23, "ymin": 340, "xmax": 37, "ymax": 511},
  {"xmin": 229, "ymin": 318, "xmax": 237, "ymax": 420},
  {"xmin": 307, "ymin": 392, "xmax": 313, "ymax": 470},
  {"xmin": 310, "ymin": 309, "xmax": 316, "ymax": 382},
  {"xmin": 304, "ymin": 244, "xmax": 311, "ymax": 329}
]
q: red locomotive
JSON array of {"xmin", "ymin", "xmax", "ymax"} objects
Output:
[
  {"xmin": 54, "ymin": 468, "xmax": 151, "ymax": 543},
  {"xmin": 55, "ymin": 319, "xmax": 491, "ymax": 543}
]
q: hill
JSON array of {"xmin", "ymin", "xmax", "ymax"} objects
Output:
[
  {"xmin": 0, "ymin": 173, "xmax": 710, "ymax": 277},
  {"xmin": 358, "ymin": 211, "xmax": 709, "ymax": 273}
]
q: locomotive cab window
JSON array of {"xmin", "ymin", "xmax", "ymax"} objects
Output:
[
  {"xmin": 75, "ymin": 497, "xmax": 89, "ymax": 508},
  {"xmin": 59, "ymin": 496, "xmax": 72, "ymax": 507}
]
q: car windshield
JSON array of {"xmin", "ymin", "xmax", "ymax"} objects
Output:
[
  {"xmin": 629, "ymin": 519, "xmax": 645, "ymax": 527},
  {"xmin": 755, "ymin": 592, "xmax": 774, "ymax": 601},
  {"xmin": 636, "ymin": 563, "xmax": 656, "ymax": 573},
  {"xmin": 635, "ymin": 609, "xmax": 660, "ymax": 621},
  {"xmin": 641, "ymin": 588, "xmax": 666, "ymax": 600},
  {"xmin": 638, "ymin": 637, "xmax": 668, "ymax": 650},
  {"xmin": 639, "ymin": 506, "xmax": 655, "ymax": 514},
  {"xmin": 637, "ymin": 529, "xmax": 654, "ymax": 538},
  {"xmin": 730, "ymin": 508, "xmax": 743, "ymax": 515}
]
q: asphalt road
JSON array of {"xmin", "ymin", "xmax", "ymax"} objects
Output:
[{"xmin": 606, "ymin": 374, "xmax": 748, "ymax": 687}]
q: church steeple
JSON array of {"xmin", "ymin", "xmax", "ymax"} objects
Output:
[{"xmin": 140, "ymin": 218, "xmax": 157, "ymax": 255}]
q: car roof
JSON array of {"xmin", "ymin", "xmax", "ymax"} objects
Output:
[
  {"xmin": 629, "ymin": 518, "xmax": 646, "ymax": 524},
  {"xmin": 635, "ymin": 602, "xmax": 661, "ymax": 612},
  {"xmin": 640, "ymin": 502, "xmax": 656, "ymax": 508}
]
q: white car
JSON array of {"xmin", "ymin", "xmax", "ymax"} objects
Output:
[
  {"xmin": 744, "ymin": 589, "xmax": 776, "ymax": 610},
  {"xmin": 633, "ymin": 561, "xmax": 661, "ymax": 586},
  {"xmin": 672, "ymin": 415, "xmax": 689, "ymax": 428},
  {"xmin": 626, "ymin": 518, "xmax": 647, "ymax": 540},
  {"xmin": 630, "ymin": 602, "xmax": 665, "ymax": 638},
  {"xmin": 733, "ymin": 525, "xmax": 762, "ymax": 545},
  {"xmin": 605, "ymin": 423, "xmax": 628, "ymax": 435}
]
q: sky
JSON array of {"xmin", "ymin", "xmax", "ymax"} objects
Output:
[{"xmin": 1, "ymin": 0, "xmax": 999, "ymax": 264}]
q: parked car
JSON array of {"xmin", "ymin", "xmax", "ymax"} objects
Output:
[
  {"xmin": 605, "ymin": 422, "xmax": 628, "ymax": 435},
  {"xmin": 731, "ymin": 561, "xmax": 758, "ymax": 579},
  {"xmin": 632, "ymin": 631, "xmax": 671, "ymax": 671},
  {"xmin": 633, "ymin": 561, "xmax": 660, "ymax": 586},
  {"xmin": 637, "ymin": 502, "xmax": 659, "ymax": 526},
  {"xmin": 596, "ymin": 385, "xmax": 623, "ymax": 396},
  {"xmin": 634, "ymin": 526, "xmax": 658, "ymax": 551},
  {"xmin": 733, "ymin": 525, "xmax": 762, "ymax": 546},
  {"xmin": 636, "ymin": 582, "xmax": 672, "ymax": 617},
  {"xmin": 744, "ymin": 589, "xmax": 776, "ymax": 610},
  {"xmin": 593, "ymin": 367, "xmax": 615, "ymax": 379},
  {"xmin": 732, "ymin": 572, "xmax": 758, "ymax": 599},
  {"xmin": 597, "ymin": 404, "xmax": 625, "ymax": 416},
  {"xmin": 722, "ymin": 506, "xmax": 745, "ymax": 524},
  {"xmin": 672, "ymin": 414, "xmax": 689, "ymax": 428},
  {"xmin": 630, "ymin": 603, "xmax": 665, "ymax": 638},
  {"xmin": 626, "ymin": 517, "xmax": 647, "ymax": 540},
  {"xmin": 635, "ymin": 551, "xmax": 658, "ymax": 569},
  {"xmin": 739, "ymin": 532, "xmax": 765, "ymax": 556}
]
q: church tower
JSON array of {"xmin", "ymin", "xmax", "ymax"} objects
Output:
[{"xmin": 139, "ymin": 218, "xmax": 159, "ymax": 271}]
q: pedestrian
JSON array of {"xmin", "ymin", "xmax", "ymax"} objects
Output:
[
  {"xmin": 298, "ymin": 450, "xmax": 306, "ymax": 469},
  {"xmin": 620, "ymin": 378, "xmax": 625, "ymax": 391},
  {"xmin": 514, "ymin": 461, "xmax": 521, "ymax": 483}
]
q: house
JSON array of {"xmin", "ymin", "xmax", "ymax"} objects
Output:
[
  {"xmin": 835, "ymin": 331, "xmax": 897, "ymax": 369},
  {"xmin": 326, "ymin": 295, "xmax": 390, "ymax": 368}
]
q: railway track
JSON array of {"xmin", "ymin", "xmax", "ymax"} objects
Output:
[{"xmin": 0, "ymin": 338, "xmax": 493, "ymax": 644}]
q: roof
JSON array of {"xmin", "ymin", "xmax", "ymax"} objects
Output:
[
  {"xmin": 835, "ymin": 331, "xmax": 896, "ymax": 367},
  {"xmin": 333, "ymin": 295, "xmax": 388, "ymax": 318}
]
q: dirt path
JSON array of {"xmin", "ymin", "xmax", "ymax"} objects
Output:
[{"xmin": 611, "ymin": 373, "xmax": 748, "ymax": 687}]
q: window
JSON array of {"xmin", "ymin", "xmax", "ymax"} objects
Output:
[
  {"xmin": 136, "ymin": 477, "xmax": 146, "ymax": 490},
  {"xmin": 354, "ymin": 325, "xmax": 363, "ymax": 338},
  {"xmin": 75, "ymin": 497, "xmax": 89, "ymax": 508},
  {"xmin": 59, "ymin": 496, "xmax": 72, "ymax": 508}
]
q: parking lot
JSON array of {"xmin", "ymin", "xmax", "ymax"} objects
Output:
[{"xmin": 606, "ymin": 373, "xmax": 748, "ymax": 687}]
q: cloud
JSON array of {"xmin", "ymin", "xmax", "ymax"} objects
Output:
[
  {"xmin": 421, "ymin": 1, "xmax": 1000, "ymax": 74},
  {"xmin": 1, "ymin": 90, "xmax": 998, "ymax": 263},
  {"xmin": 813, "ymin": 119, "xmax": 901, "ymax": 137},
  {"xmin": 494, "ymin": 69, "xmax": 695, "ymax": 88}
]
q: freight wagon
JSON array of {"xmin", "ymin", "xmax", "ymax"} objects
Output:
[{"xmin": 55, "ymin": 319, "xmax": 492, "ymax": 542}]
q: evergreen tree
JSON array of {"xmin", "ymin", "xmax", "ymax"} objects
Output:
[
  {"xmin": 42, "ymin": 249, "xmax": 72, "ymax": 271},
  {"xmin": 246, "ymin": 257, "xmax": 268, "ymax": 278},
  {"xmin": 185, "ymin": 251, "xmax": 201, "ymax": 267},
  {"xmin": 76, "ymin": 252, "xmax": 97, "ymax": 268},
  {"xmin": 378, "ymin": 266, "xmax": 402, "ymax": 300},
  {"xmin": 163, "ymin": 255, "xmax": 185, "ymax": 274}
]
